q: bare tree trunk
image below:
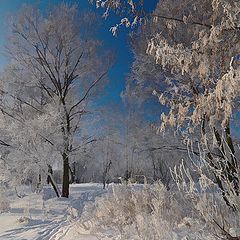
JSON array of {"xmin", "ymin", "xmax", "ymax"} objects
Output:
[
  {"xmin": 102, "ymin": 161, "xmax": 112, "ymax": 189},
  {"xmin": 69, "ymin": 162, "xmax": 76, "ymax": 184},
  {"xmin": 62, "ymin": 152, "xmax": 69, "ymax": 198},
  {"xmin": 225, "ymin": 122, "xmax": 239, "ymax": 194},
  {"xmin": 48, "ymin": 173, "xmax": 61, "ymax": 198},
  {"xmin": 69, "ymin": 166, "xmax": 74, "ymax": 184}
]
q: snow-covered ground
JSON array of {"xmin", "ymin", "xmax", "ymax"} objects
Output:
[{"xmin": 0, "ymin": 184, "xmax": 107, "ymax": 240}]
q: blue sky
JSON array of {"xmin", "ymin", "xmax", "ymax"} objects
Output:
[
  {"xmin": 0, "ymin": 1, "xmax": 239, "ymax": 136},
  {"xmin": 0, "ymin": 0, "xmax": 158, "ymax": 108}
]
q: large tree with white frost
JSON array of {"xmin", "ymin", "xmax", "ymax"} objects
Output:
[
  {"xmin": 0, "ymin": 4, "xmax": 110, "ymax": 197},
  {"xmin": 139, "ymin": 0, "xmax": 240, "ymax": 203},
  {"xmin": 92, "ymin": 0, "xmax": 240, "ymax": 205}
]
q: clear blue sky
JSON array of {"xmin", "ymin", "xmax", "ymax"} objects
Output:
[{"xmin": 0, "ymin": 0, "xmax": 158, "ymax": 108}]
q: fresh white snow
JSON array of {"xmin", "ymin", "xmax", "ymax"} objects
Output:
[{"xmin": 0, "ymin": 184, "xmax": 106, "ymax": 240}]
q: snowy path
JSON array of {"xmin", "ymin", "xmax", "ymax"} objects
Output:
[{"xmin": 0, "ymin": 184, "xmax": 106, "ymax": 240}]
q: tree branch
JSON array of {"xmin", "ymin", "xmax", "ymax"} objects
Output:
[
  {"xmin": 69, "ymin": 71, "xmax": 108, "ymax": 113},
  {"xmin": 152, "ymin": 14, "xmax": 212, "ymax": 28}
]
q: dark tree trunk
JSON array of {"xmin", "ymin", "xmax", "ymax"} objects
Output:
[
  {"xmin": 62, "ymin": 153, "xmax": 69, "ymax": 198},
  {"xmin": 102, "ymin": 174, "xmax": 106, "ymax": 189},
  {"xmin": 69, "ymin": 166, "xmax": 74, "ymax": 184},
  {"xmin": 48, "ymin": 173, "xmax": 60, "ymax": 198},
  {"xmin": 69, "ymin": 162, "xmax": 76, "ymax": 184},
  {"xmin": 102, "ymin": 161, "xmax": 112, "ymax": 189}
]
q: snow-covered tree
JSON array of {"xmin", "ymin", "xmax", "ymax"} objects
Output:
[
  {"xmin": 93, "ymin": 0, "xmax": 240, "ymax": 204},
  {"xmin": 89, "ymin": 0, "xmax": 146, "ymax": 35},
  {"xmin": 144, "ymin": 0, "xmax": 240, "ymax": 204},
  {"xmin": 0, "ymin": 66, "xmax": 61, "ymax": 194},
  {"xmin": 146, "ymin": 0, "xmax": 240, "ymax": 134},
  {"xmin": 0, "ymin": 4, "xmax": 109, "ymax": 197}
]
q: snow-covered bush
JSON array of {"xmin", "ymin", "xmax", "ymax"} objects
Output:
[
  {"xmin": 172, "ymin": 160, "xmax": 240, "ymax": 240},
  {"xmin": 80, "ymin": 182, "xmax": 218, "ymax": 239}
]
